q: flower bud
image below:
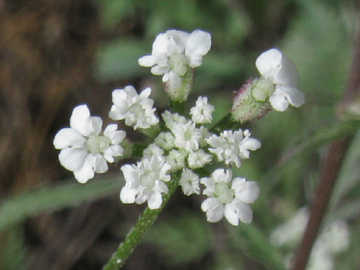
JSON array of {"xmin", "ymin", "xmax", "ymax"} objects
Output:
[{"xmin": 231, "ymin": 78, "xmax": 272, "ymax": 123}]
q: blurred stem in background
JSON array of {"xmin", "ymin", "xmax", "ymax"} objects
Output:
[{"xmin": 292, "ymin": 18, "xmax": 360, "ymax": 270}]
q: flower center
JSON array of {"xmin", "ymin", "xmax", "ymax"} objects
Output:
[
  {"xmin": 169, "ymin": 53, "xmax": 188, "ymax": 76},
  {"xmin": 86, "ymin": 134, "xmax": 111, "ymax": 154},
  {"xmin": 140, "ymin": 172, "xmax": 157, "ymax": 189},
  {"xmin": 215, "ymin": 182, "xmax": 235, "ymax": 204},
  {"xmin": 251, "ymin": 78, "xmax": 275, "ymax": 102},
  {"xmin": 130, "ymin": 103, "xmax": 145, "ymax": 119}
]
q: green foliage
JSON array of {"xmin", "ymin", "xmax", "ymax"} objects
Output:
[
  {"xmin": 0, "ymin": 176, "xmax": 122, "ymax": 232},
  {"xmin": 0, "ymin": 226, "xmax": 29, "ymax": 270},
  {"xmin": 230, "ymin": 224, "xmax": 286, "ymax": 270},
  {"xmin": 145, "ymin": 211, "xmax": 212, "ymax": 265},
  {"xmin": 94, "ymin": 39, "xmax": 148, "ymax": 82}
]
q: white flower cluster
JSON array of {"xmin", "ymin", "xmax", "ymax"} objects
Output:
[
  {"xmin": 119, "ymin": 95, "xmax": 261, "ymax": 226},
  {"xmin": 138, "ymin": 29, "xmax": 211, "ymax": 101},
  {"xmin": 54, "ymin": 29, "xmax": 305, "ymax": 227},
  {"xmin": 270, "ymin": 207, "xmax": 350, "ymax": 270},
  {"xmin": 54, "ymin": 86, "xmax": 159, "ymax": 183}
]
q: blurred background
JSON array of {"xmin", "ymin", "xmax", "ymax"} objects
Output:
[{"xmin": 0, "ymin": 0, "xmax": 359, "ymax": 269}]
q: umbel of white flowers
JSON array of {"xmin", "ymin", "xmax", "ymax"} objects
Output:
[{"xmin": 53, "ymin": 29, "xmax": 305, "ymax": 226}]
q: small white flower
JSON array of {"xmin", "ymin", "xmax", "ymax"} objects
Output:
[
  {"xmin": 120, "ymin": 154, "xmax": 171, "ymax": 209},
  {"xmin": 317, "ymin": 219, "xmax": 350, "ymax": 255},
  {"xmin": 166, "ymin": 149, "xmax": 187, "ymax": 172},
  {"xmin": 154, "ymin": 131, "xmax": 175, "ymax": 151},
  {"xmin": 162, "ymin": 110, "xmax": 187, "ymax": 130},
  {"xmin": 270, "ymin": 207, "xmax": 309, "ymax": 248},
  {"xmin": 187, "ymin": 149, "xmax": 212, "ymax": 169},
  {"xmin": 190, "ymin": 96, "xmax": 215, "ymax": 124},
  {"xmin": 138, "ymin": 29, "xmax": 211, "ymax": 83},
  {"xmin": 53, "ymin": 104, "xmax": 126, "ymax": 183},
  {"xmin": 207, "ymin": 129, "xmax": 261, "ymax": 167},
  {"xmin": 201, "ymin": 169, "xmax": 259, "ymax": 226},
  {"xmin": 270, "ymin": 208, "xmax": 350, "ymax": 270},
  {"xmin": 171, "ymin": 121, "xmax": 203, "ymax": 152},
  {"xmin": 142, "ymin": 143, "xmax": 164, "ymax": 159},
  {"xmin": 308, "ymin": 245, "xmax": 334, "ymax": 270},
  {"xmin": 179, "ymin": 168, "xmax": 200, "ymax": 195},
  {"xmin": 109, "ymin": 85, "xmax": 159, "ymax": 130},
  {"xmin": 255, "ymin": 48, "xmax": 305, "ymax": 112}
]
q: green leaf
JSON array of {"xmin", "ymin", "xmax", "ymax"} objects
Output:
[
  {"xmin": 0, "ymin": 176, "xmax": 123, "ymax": 232},
  {"xmin": 96, "ymin": 0, "xmax": 137, "ymax": 31},
  {"xmin": 230, "ymin": 224, "xmax": 286, "ymax": 270},
  {"xmin": 335, "ymin": 200, "xmax": 360, "ymax": 221},
  {"xmin": 94, "ymin": 39, "xmax": 147, "ymax": 82},
  {"xmin": 279, "ymin": 120, "xmax": 360, "ymax": 165},
  {"xmin": 145, "ymin": 211, "xmax": 212, "ymax": 265},
  {"xmin": 0, "ymin": 226, "xmax": 29, "ymax": 270},
  {"xmin": 284, "ymin": 0, "xmax": 353, "ymax": 108}
]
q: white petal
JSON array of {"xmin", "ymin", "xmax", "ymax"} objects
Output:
[
  {"xmin": 134, "ymin": 188, "xmax": 148, "ymax": 204},
  {"xmin": 140, "ymin": 87, "xmax": 152, "ymax": 99},
  {"xmin": 269, "ymin": 91, "xmax": 290, "ymax": 112},
  {"xmin": 274, "ymin": 55, "xmax": 299, "ymax": 86},
  {"xmin": 224, "ymin": 204, "xmax": 239, "ymax": 226},
  {"xmin": 111, "ymin": 130, "xmax": 126, "ymax": 144},
  {"xmin": 152, "ymin": 33, "xmax": 170, "ymax": 55},
  {"xmin": 104, "ymin": 124, "xmax": 125, "ymax": 144},
  {"xmin": 112, "ymin": 89, "xmax": 129, "ymax": 108},
  {"xmin": 138, "ymin": 55, "xmax": 156, "ymax": 67},
  {"xmin": 58, "ymin": 148, "xmax": 87, "ymax": 171},
  {"xmin": 201, "ymin": 198, "xmax": 224, "ymax": 222},
  {"xmin": 185, "ymin": 30, "xmax": 211, "ymax": 67},
  {"xmin": 89, "ymin": 116, "xmax": 103, "ymax": 135},
  {"xmin": 120, "ymin": 186, "xmax": 137, "ymax": 204},
  {"xmin": 147, "ymin": 191, "xmax": 163, "ymax": 209},
  {"xmin": 212, "ymin": 168, "xmax": 232, "ymax": 184},
  {"xmin": 276, "ymin": 85, "xmax": 305, "ymax": 108},
  {"xmin": 104, "ymin": 145, "xmax": 123, "ymax": 162},
  {"xmin": 70, "ymin": 105, "xmax": 92, "ymax": 136},
  {"xmin": 73, "ymin": 157, "xmax": 95, "ymax": 183},
  {"xmin": 121, "ymin": 164, "xmax": 140, "ymax": 183},
  {"xmin": 233, "ymin": 200, "xmax": 253, "ymax": 224},
  {"xmin": 166, "ymin": 30, "xmax": 189, "ymax": 53},
  {"xmin": 53, "ymin": 128, "xmax": 85, "ymax": 149},
  {"xmin": 94, "ymin": 155, "xmax": 108, "ymax": 173},
  {"xmin": 155, "ymin": 180, "xmax": 169, "ymax": 193},
  {"xmin": 124, "ymin": 85, "xmax": 138, "ymax": 97},
  {"xmin": 151, "ymin": 65, "xmax": 169, "ymax": 76},
  {"xmin": 166, "ymin": 71, "xmax": 182, "ymax": 90},
  {"xmin": 235, "ymin": 180, "xmax": 260, "ymax": 204},
  {"xmin": 255, "ymin": 48, "xmax": 282, "ymax": 80},
  {"xmin": 109, "ymin": 105, "xmax": 127, "ymax": 121}
]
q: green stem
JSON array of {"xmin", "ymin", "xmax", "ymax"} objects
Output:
[
  {"xmin": 210, "ymin": 113, "xmax": 241, "ymax": 134},
  {"xmin": 170, "ymin": 100, "xmax": 186, "ymax": 115},
  {"xmin": 102, "ymin": 172, "xmax": 181, "ymax": 270}
]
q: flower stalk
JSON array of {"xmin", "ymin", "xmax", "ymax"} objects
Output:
[
  {"xmin": 103, "ymin": 172, "xmax": 181, "ymax": 270},
  {"xmin": 292, "ymin": 19, "xmax": 360, "ymax": 270}
]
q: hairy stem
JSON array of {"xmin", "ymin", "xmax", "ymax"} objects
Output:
[
  {"xmin": 102, "ymin": 172, "xmax": 180, "ymax": 270},
  {"xmin": 292, "ymin": 18, "xmax": 360, "ymax": 270}
]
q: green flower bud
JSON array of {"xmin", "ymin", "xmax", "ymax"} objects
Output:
[{"xmin": 231, "ymin": 78, "xmax": 272, "ymax": 124}]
